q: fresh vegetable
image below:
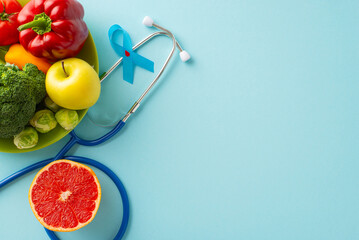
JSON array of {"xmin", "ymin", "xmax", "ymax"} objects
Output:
[
  {"xmin": 44, "ymin": 96, "xmax": 60, "ymax": 112},
  {"xmin": 55, "ymin": 109, "xmax": 79, "ymax": 131},
  {"xmin": 29, "ymin": 160, "xmax": 101, "ymax": 231},
  {"xmin": 22, "ymin": 63, "xmax": 47, "ymax": 104},
  {"xmin": 0, "ymin": 63, "xmax": 46, "ymax": 138},
  {"xmin": 13, "ymin": 126, "xmax": 38, "ymax": 149},
  {"xmin": 17, "ymin": 0, "xmax": 88, "ymax": 60},
  {"xmin": 46, "ymin": 58, "xmax": 100, "ymax": 110},
  {"xmin": 0, "ymin": 45, "xmax": 9, "ymax": 62},
  {"xmin": 0, "ymin": 0, "xmax": 22, "ymax": 46},
  {"xmin": 30, "ymin": 109, "xmax": 57, "ymax": 133},
  {"xmin": 5, "ymin": 44, "xmax": 52, "ymax": 73}
]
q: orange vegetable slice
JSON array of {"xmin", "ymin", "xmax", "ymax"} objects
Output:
[
  {"xmin": 29, "ymin": 160, "xmax": 101, "ymax": 232},
  {"xmin": 5, "ymin": 44, "xmax": 52, "ymax": 73}
]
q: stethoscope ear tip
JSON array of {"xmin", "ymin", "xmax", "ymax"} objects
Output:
[
  {"xmin": 180, "ymin": 50, "xmax": 191, "ymax": 62},
  {"xmin": 143, "ymin": 16, "xmax": 154, "ymax": 27},
  {"xmin": 142, "ymin": 16, "xmax": 191, "ymax": 62}
]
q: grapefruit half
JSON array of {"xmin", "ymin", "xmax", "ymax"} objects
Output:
[{"xmin": 29, "ymin": 160, "xmax": 101, "ymax": 232}]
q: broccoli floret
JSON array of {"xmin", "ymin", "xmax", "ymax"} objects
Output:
[
  {"xmin": 23, "ymin": 64, "xmax": 47, "ymax": 104},
  {"xmin": 0, "ymin": 63, "xmax": 46, "ymax": 138}
]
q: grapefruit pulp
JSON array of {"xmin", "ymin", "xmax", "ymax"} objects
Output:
[{"xmin": 29, "ymin": 160, "xmax": 101, "ymax": 232}]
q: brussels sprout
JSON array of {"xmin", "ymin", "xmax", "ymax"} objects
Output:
[
  {"xmin": 44, "ymin": 96, "xmax": 60, "ymax": 112},
  {"xmin": 14, "ymin": 127, "xmax": 38, "ymax": 149},
  {"xmin": 55, "ymin": 109, "xmax": 79, "ymax": 131},
  {"xmin": 30, "ymin": 109, "xmax": 57, "ymax": 133}
]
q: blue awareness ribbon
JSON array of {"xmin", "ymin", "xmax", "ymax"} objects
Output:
[{"xmin": 108, "ymin": 24, "xmax": 154, "ymax": 84}]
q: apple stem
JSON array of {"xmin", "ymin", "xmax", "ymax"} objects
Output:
[{"xmin": 61, "ymin": 61, "xmax": 69, "ymax": 78}]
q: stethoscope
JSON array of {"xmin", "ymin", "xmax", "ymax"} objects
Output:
[{"xmin": 0, "ymin": 16, "xmax": 190, "ymax": 240}]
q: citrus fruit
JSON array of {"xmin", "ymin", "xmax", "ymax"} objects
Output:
[{"xmin": 29, "ymin": 160, "xmax": 101, "ymax": 232}]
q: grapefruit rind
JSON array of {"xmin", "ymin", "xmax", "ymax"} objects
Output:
[{"xmin": 29, "ymin": 159, "xmax": 101, "ymax": 232}]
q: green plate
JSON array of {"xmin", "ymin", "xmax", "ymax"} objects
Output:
[{"xmin": 0, "ymin": 0, "xmax": 99, "ymax": 153}]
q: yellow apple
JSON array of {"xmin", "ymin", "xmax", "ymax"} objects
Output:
[{"xmin": 46, "ymin": 58, "xmax": 101, "ymax": 110}]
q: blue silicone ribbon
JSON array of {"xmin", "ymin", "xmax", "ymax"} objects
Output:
[{"xmin": 109, "ymin": 24, "xmax": 154, "ymax": 84}]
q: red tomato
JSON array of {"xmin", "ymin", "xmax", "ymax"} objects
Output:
[{"xmin": 0, "ymin": 0, "xmax": 22, "ymax": 46}]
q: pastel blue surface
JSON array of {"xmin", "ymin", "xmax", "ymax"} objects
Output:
[{"xmin": 1, "ymin": 0, "xmax": 359, "ymax": 239}]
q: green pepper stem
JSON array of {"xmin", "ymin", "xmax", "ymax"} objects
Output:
[
  {"xmin": 18, "ymin": 12, "xmax": 52, "ymax": 35},
  {"xmin": 18, "ymin": 18, "xmax": 46, "ymax": 31}
]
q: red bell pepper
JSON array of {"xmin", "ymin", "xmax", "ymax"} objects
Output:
[
  {"xmin": 0, "ymin": 0, "xmax": 22, "ymax": 46},
  {"xmin": 17, "ymin": 0, "xmax": 88, "ymax": 60}
]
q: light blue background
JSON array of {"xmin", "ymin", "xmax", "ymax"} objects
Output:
[{"xmin": 1, "ymin": 0, "xmax": 359, "ymax": 239}]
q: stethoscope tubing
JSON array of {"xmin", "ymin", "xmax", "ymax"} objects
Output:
[
  {"xmin": 0, "ymin": 19, "xmax": 188, "ymax": 240},
  {"xmin": 1, "ymin": 156, "xmax": 130, "ymax": 240},
  {"xmin": 69, "ymin": 120, "xmax": 126, "ymax": 146},
  {"xmin": 0, "ymin": 120, "xmax": 126, "ymax": 187},
  {"xmin": 101, "ymin": 27, "xmax": 184, "ymax": 123},
  {"xmin": 0, "ymin": 119, "xmax": 129, "ymax": 240},
  {"xmin": 50, "ymin": 156, "xmax": 130, "ymax": 240}
]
